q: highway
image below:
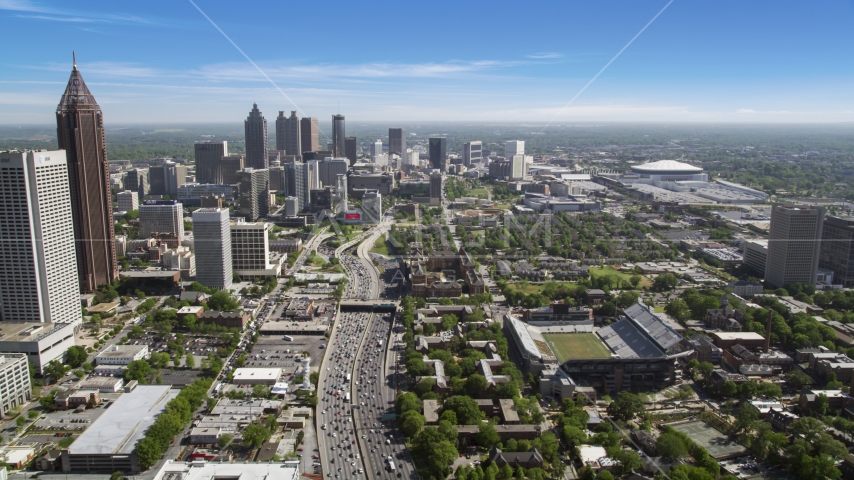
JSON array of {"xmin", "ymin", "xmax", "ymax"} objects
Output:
[{"xmin": 317, "ymin": 214, "xmax": 417, "ymax": 480}]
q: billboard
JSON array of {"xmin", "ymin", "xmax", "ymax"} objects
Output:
[{"xmin": 345, "ymin": 213, "xmax": 361, "ymax": 220}]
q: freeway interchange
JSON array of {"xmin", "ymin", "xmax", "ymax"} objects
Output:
[{"xmin": 316, "ymin": 218, "xmax": 417, "ymax": 480}]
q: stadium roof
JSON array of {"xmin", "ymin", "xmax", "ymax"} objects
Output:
[
  {"xmin": 631, "ymin": 160, "xmax": 702, "ymax": 173},
  {"xmin": 623, "ymin": 302, "xmax": 683, "ymax": 352},
  {"xmin": 507, "ymin": 315, "xmax": 545, "ymax": 360},
  {"xmin": 598, "ymin": 318, "xmax": 664, "ymax": 359}
]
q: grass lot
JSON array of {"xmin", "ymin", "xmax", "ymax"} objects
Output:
[
  {"xmin": 371, "ymin": 237, "xmax": 389, "ymax": 255},
  {"xmin": 505, "ymin": 282, "xmax": 582, "ymax": 296},
  {"xmin": 543, "ymin": 333, "xmax": 612, "ymax": 362},
  {"xmin": 469, "ymin": 188, "xmax": 489, "ymax": 198},
  {"xmin": 654, "ymin": 306, "xmax": 665, "ymax": 313},
  {"xmin": 588, "ymin": 266, "xmax": 653, "ymax": 288}
]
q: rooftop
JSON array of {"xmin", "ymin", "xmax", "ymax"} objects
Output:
[
  {"xmin": 631, "ymin": 160, "xmax": 703, "ymax": 173},
  {"xmin": 232, "ymin": 367, "xmax": 282, "ymax": 382},
  {"xmin": 69, "ymin": 385, "xmax": 177, "ymax": 455},
  {"xmin": 96, "ymin": 344, "xmax": 147, "ymax": 358},
  {"xmin": 0, "ymin": 322, "xmax": 76, "ymax": 343}
]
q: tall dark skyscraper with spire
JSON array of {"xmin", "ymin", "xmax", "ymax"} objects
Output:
[
  {"xmin": 332, "ymin": 114, "xmax": 345, "ymax": 157},
  {"xmin": 55, "ymin": 54, "xmax": 118, "ymax": 292},
  {"xmin": 245, "ymin": 103, "xmax": 268, "ymax": 169}
]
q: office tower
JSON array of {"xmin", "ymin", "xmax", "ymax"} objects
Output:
[
  {"xmin": 285, "ymin": 197, "xmax": 299, "ymax": 217},
  {"xmin": 230, "ymin": 219, "xmax": 277, "ymax": 279},
  {"xmin": 319, "ymin": 157, "xmax": 349, "ymax": 188},
  {"xmin": 300, "ymin": 117, "xmax": 319, "ymax": 153},
  {"xmin": 284, "ymin": 162, "xmax": 307, "ymax": 212},
  {"xmin": 139, "ymin": 200, "xmax": 184, "ymax": 239},
  {"xmin": 362, "ymin": 190, "xmax": 382, "ymax": 224},
  {"xmin": 149, "ymin": 162, "xmax": 187, "ymax": 196},
  {"xmin": 336, "ymin": 174, "xmax": 348, "ymax": 214},
  {"xmin": 194, "ymin": 141, "xmax": 227, "ymax": 184},
  {"xmin": 55, "ymin": 57, "xmax": 117, "ymax": 292},
  {"xmin": 389, "ymin": 128, "xmax": 405, "ymax": 155},
  {"xmin": 765, "ymin": 204, "xmax": 826, "ymax": 288},
  {"xmin": 819, "ymin": 216, "xmax": 854, "ymax": 287},
  {"xmin": 332, "ymin": 114, "xmax": 346, "ymax": 157},
  {"xmin": 430, "ymin": 173, "xmax": 443, "ymax": 199},
  {"xmin": 117, "ymin": 190, "xmax": 139, "ymax": 212},
  {"xmin": 429, "ymin": 137, "xmax": 447, "ymax": 171},
  {"xmin": 269, "ymin": 165, "xmax": 286, "ymax": 192},
  {"xmin": 371, "ymin": 139, "xmax": 383, "ymax": 159},
  {"xmin": 306, "ymin": 160, "xmax": 321, "ymax": 191},
  {"xmin": 0, "ymin": 150, "xmax": 82, "ymax": 324},
  {"xmin": 192, "ymin": 208, "xmax": 232, "ymax": 289},
  {"xmin": 345, "ymin": 136, "xmax": 357, "ymax": 166},
  {"xmin": 125, "ymin": 168, "xmax": 148, "ymax": 197},
  {"xmin": 510, "ymin": 154, "xmax": 526, "ymax": 180},
  {"xmin": 275, "ymin": 110, "xmax": 301, "ymax": 157},
  {"xmin": 463, "ymin": 141, "xmax": 482, "ymax": 167},
  {"xmin": 505, "ymin": 140, "xmax": 524, "ymax": 159},
  {"xmin": 236, "ymin": 168, "xmax": 269, "ymax": 221},
  {"xmin": 221, "ymin": 155, "xmax": 245, "ymax": 185},
  {"xmin": 374, "ymin": 154, "xmax": 389, "ymax": 167},
  {"xmin": 0, "ymin": 354, "xmax": 31, "ymax": 418},
  {"xmin": 244, "ymin": 103, "xmax": 268, "ymax": 169}
]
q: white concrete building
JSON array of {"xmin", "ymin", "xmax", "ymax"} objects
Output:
[
  {"xmin": 505, "ymin": 140, "xmax": 524, "ymax": 160},
  {"xmin": 0, "ymin": 354, "xmax": 32, "ymax": 418},
  {"xmin": 0, "ymin": 322, "xmax": 78, "ymax": 374},
  {"xmin": 139, "ymin": 200, "xmax": 184, "ymax": 239},
  {"xmin": 510, "ymin": 154, "xmax": 526, "ymax": 180},
  {"xmin": 193, "ymin": 208, "xmax": 232, "ymax": 290},
  {"xmin": 162, "ymin": 246, "xmax": 196, "ymax": 279},
  {"xmin": 80, "ymin": 376, "xmax": 124, "ymax": 393},
  {"xmin": 152, "ymin": 461, "xmax": 299, "ymax": 480},
  {"xmin": 0, "ymin": 150, "xmax": 82, "ymax": 324},
  {"xmin": 230, "ymin": 219, "xmax": 280, "ymax": 278},
  {"xmin": 116, "ymin": 190, "xmax": 139, "ymax": 213},
  {"xmin": 232, "ymin": 367, "xmax": 282, "ymax": 385},
  {"xmin": 95, "ymin": 345, "xmax": 149, "ymax": 365}
]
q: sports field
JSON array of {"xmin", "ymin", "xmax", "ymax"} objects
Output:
[
  {"xmin": 543, "ymin": 333, "xmax": 612, "ymax": 362},
  {"xmin": 670, "ymin": 420, "xmax": 747, "ymax": 459}
]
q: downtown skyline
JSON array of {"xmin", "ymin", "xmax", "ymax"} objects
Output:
[{"xmin": 1, "ymin": 0, "xmax": 854, "ymax": 124}]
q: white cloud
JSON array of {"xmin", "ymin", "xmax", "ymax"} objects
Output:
[
  {"xmin": 736, "ymin": 108, "xmax": 756, "ymax": 113},
  {"xmin": 527, "ymin": 52, "xmax": 562, "ymax": 59},
  {"xmin": 0, "ymin": 0, "xmax": 162, "ymax": 25}
]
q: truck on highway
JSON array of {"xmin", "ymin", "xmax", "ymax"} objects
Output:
[
  {"xmin": 283, "ymin": 335, "xmax": 293, "ymax": 341},
  {"xmin": 387, "ymin": 459, "xmax": 395, "ymax": 471},
  {"xmin": 346, "ymin": 373, "xmax": 351, "ymax": 382},
  {"xmin": 345, "ymin": 392, "xmax": 350, "ymax": 402}
]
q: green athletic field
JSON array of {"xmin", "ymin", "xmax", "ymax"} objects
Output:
[{"xmin": 542, "ymin": 333, "xmax": 612, "ymax": 362}]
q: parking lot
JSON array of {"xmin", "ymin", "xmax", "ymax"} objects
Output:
[{"xmin": 249, "ymin": 335, "xmax": 328, "ymax": 373}]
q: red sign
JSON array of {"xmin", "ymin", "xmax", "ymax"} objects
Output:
[{"xmin": 345, "ymin": 213, "xmax": 361, "ymax": 219}]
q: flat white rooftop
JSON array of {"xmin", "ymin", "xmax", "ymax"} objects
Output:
[
  {"xmin": 153, "ymin": 460, "xmax": 300, "ymax": 480},
  {"xmin": 69, "ymin": 385, "xmax": 177, "ymax": 455},
  {"xmin": 712, "ymin": 332, "xmax": 766, "ymax": 340},
  {"xmin": 232, "ymin": 367, "xmax": 282, "ymax": 382}
]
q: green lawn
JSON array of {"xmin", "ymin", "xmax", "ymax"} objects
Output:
[
  {"xmin": 588, "ymin": 266, "xmax": 653, "ymax": 288},
  {"xmin": 371, "ymin": 237, "xmax": 389, "ymax": 255},
  {"xmin": 505, "ymin": 281, "xmax": 582, "ymax": 296},
  {"xmin": 469, "ymin": 188, "xmax": 489, "ymax": 198},
  {"xmin": 543, "ymin": 333, "xmax": 612, "ymax": 362}
]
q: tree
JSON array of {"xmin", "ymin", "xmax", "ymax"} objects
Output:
[
  {"xmin": 629, "ymin": 275, "xmax": 642, "ymax": 289},
  {"xmin": 217, "ymin": 433, "xmax": 233, "ymax": 449},
  {"xmin": 475, "ymin": 423, "xmax": 500, "ymax": 449},
  {"xmin": 125, "ymin": 359, "xmax": 151, "ymax": 381},
  {"xmin": 185, "ymin": 354, "xmax": 196, "ymax": 369},
  {"xmin": 400, "ymin": 410, "xmax": 426, "ymax": 438},
  {"xmin": 786, "ymin": 370, "xmax": 812, "ymax": 390},
  {"xmin": 397, "ymin": 392, "xmax": 422, "ymax": 414},
  {"xmin": 606, "ymin": 391, "xmax": 644, "ymax": 422},
  {"xmin": 756, "ymin": 382, "xmax": 782, "ymax": 398},
  {"xmin": 65, "ymin": 346, "xmax": 88, "ymax": 368},
  {"xmin": 252, "ymin": 384, "xmax": 271, "ymax": 399},
  {"xmin": 242, "ymin": 423, "xmax": 271, "ymax": 448},
  {"xmin": 464, "ymin": 374, "xmax": 488, "ymax": 397},
  {"xmin": 656, "ymin": 431, "xmax": 688, "ymax": 461},
  {"xmin": 665, "ymin": 299, "xmax": 691, "ymax": 322},
  {"xmin": 445, "ymin": 396, "xmax": 485, "ymax": 425},
  {"xmin": 207, "ymin": 291, "xmax": 239, "ymax": 311},
  {"xmin": 596, "ymin": 471, "xmax": 614, "ymax": 480},
  {"xmin": 653, "ymin": 273, "xmax": 678, "ymax": 291},
  {"xmin": 721, "ymin": 380, "xmax": 738, "ymax": 397},
  {"xmin": 44, "ymin": 360, "xmax": 67, "ymax": 384}
]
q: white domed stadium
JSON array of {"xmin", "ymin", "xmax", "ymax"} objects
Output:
[{"xmin": 629, "ymin": 160, "xmax": 707, "ymax": 182}]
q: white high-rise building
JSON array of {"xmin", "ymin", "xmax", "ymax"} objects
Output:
[
  {"xmin": 362, "ymin": 190, "xmax": 382, "ymax": 224},
  {"xmin": 505, "ymin": 140, "xmax": 524, "ymax": 160},
  {"xmin": 371, "ymin": 140, "xmax": 383, "ymax": 159},
  {"xmin": 230, "ymin": 219, "xmax": 280, "ymax": 278},
  {"xmin": 510, "ymin": 154, "xmax": 526, "ymax": 180},
  {"xmin": 139, "ymin": 200, "xmax": 184, "ymax": 239},
  {"xmin": 193, "ymin": 208, "xmax": 232, "ymax": 289},
  {"xmin": 0, "ymin": 150, "xmax": 82, "ymax": 324},
  {"xmin": 373, "ymin": 153, "xmax": 389, "ymax": 167},
  {"xmin": 463, "ymin": 141, "xmax": 483, "ymax": 167},
  {"xmin": 116, "ymin": 190, "xmax": 139, "ymax": 212}
]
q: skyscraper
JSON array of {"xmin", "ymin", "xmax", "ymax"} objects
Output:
[
  {"xmin": 300, "ymin": 117, "xmax": 320, "ymax": 153},
  {"xmin": 231, "ymin": 219, "xmax": 278, "ymax": 279},
  {"xmin": 125, "ymin": 168, "xmax": 148, "ymax": 197},
  {"xmin": 332, "ymin": 114, "xmax": 346, "ymax": 157},
  {"xmin": 56, "ymin": 56, "xmax": 117, "ymax": 292},
  {"xmin": 362, "ymin": 190, "xmax": 382, "ymax": 224},
  {"xmin": 0, "ymin": 150, "xmax": 82, "ymax": 324},
  {"xmin": 344, "ymin": 136, "xmax": 357, "ymax": 166},
  {"xmin": 139, "ymin": 200, "xmax": 184, "ymax": 239},
  {"xmin": 371, "ymin": 140, "xmax": 383, "ymax": 159},
  {"xmin": 319, "ymin": 157, "xmax": 349, "ymax": 188},
  {"xmin": 389, "ymin": 128, "xmax": 406, "ymax": 155},
  {"xmin": 276, "ymin": 110, "xmax": 301, "ymax": 156},
  {"xmin": 765, "ymin": 204, "xmax": 826, "ymax": 288},
  {"xmin": 430, "ymin": 173, "xmax": 443, "ymax": 199},
  {"xmin": 193, "ymin": 208, "xmax": 232, "ymax": 290},
  {"xmin": 819, "ymin": 215, "xmax": 854, "ymax": 288},
  {"xmin": 510, "ymin": 154, "xmax": 526, "ymax": 180},
  {"xmin": 221, "ymin": 155, "xmax": 245, "ymax": 185},
  {"xmin": 117, "ymin": 190, "xmax": 139, "ymax": 212},
  {"xmin": 429, "ymin": 137, "xmax": 447, "ymax": 171},
  {"xmin": 149, "ymin": 162, "xmax": 187, "ymax": 196},
  {"xmin": 463, "ymin": 141, "xmax": 482, "ymax": 167},
  {"xmin": 505, "ymin": 140, "xmax": 524, "ymax": 159},
  {"xmin": 194, "ymin": 141, "xmax": 227, "ymax": 184},
  {"xmin": 244, "ymin": 103, "xmax": 268, "ymax": 169},
  {"xmin": 236, "ymin": 168, "xmax": 270, "ymax": 221},
  {"xmin": 285, "ymin": 162, "xmax": 309, "ymax": 212}
]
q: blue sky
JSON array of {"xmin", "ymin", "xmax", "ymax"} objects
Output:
[{"xmin": 2, "ymin": 0, "xmax": 854, "ymax": 124}]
